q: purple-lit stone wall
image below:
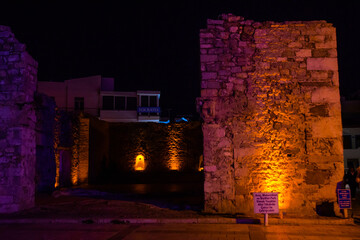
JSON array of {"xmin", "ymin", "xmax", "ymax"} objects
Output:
[
  {"xmin": 197, "ymin": 14, "xmax": 343, "ymax": 216},
  {"xmin": 0, "ymin": 26, "xmax": 38, "ymax": 213}
]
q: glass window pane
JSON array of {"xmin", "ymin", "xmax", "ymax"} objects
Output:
[
  {"xmin": 115, "ymin": 96, "xmax": 125, "ymax": 110},
  {"xmin": 356, "ymin": 135, "xmax": 360, "ymax": 149},
  {"xmin": 150, "ymin": 96, "xmax": 157, "ymax": 107},
  {"xmin": 74, "ymin": 97, "xmax": 84, "ymax": 110},
  {"xmin": 343, "ymin": 135, "xmax": 352, "ymax": 149},
  {"xmin": 102, "ymin": 96, "xmax": 114, "ymax": 110},
  {"xmin": 141, "ymin": 96, "xmax": 149, "ymax": 107},
  {"xmin": 127, "ymin": 97, "xmax": 137, "ymax": 110}
]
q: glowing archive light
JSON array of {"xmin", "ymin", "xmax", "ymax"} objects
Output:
[{"xmin": 135, "ymin": 154, "xmax": 145, "ymax": 171}]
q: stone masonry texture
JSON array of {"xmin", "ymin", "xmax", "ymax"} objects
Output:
[
  {"xmin": 88, "ymin": 116, "xmax": 203, "ymax": 183},
  {"xmin": 53, "ymin": 111, "xmax": 90, "ymax": 187},
  {"xmin": 197, "ymin": 14, "xmax": 343, "ymax": 216},
  {"xmin": 0, "ymin": 26, "xmax": 38, "ymax": 213}
]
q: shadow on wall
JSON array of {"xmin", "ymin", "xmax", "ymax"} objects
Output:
[{"xmin": 88, "ymin": 116, "xmax": 204, "ymax": 184}]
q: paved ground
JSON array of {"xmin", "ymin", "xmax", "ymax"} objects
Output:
[
  {"xmin": 0, "ymin": 184, "xmax": 358, "ymax": 226},
  {"xmin": 0, "ymin": 223, "xmax": 360, "ymax": 240}
]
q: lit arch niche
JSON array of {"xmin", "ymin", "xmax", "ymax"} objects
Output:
[{"xmin": 135, "ymin": 154, "xmax": 145, "ymax": 171}]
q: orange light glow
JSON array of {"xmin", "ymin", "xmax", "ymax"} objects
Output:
[
  {"xmin": 247, "ymin": 135, "xmax": 294, "ymax": 210},
  {"xmin": 135, "ymin": 154, "xmax": 145, "ymax": 171},
  {"xmin": 198, "ymin": 155, "xmax": 204, "ymax": 172},
  {"xmin": 169, "ymin": 158, "xmax": 180, "ymax": 170},
  {"xmin": 167, "ymin": 125, "xmax": 183, "ymax": 170},
  {"xmin": 54, "ymin": 151, "xmax": 60, "ymax": 188},
  {"xmin": 247, "ymin": 106, "xmax": 300, "ymax": 210}
]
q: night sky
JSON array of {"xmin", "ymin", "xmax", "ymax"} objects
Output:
[{"xmin": 1, "ymin": 1, "xmax": 359, "ymax": 117}]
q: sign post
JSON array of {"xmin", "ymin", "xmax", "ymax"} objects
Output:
[
  {"xmin": 253, "ymin": 192, "xmax": 279, "ymax": 226},
  {"xmin": 338, "ymin": 189, "xmax": 351, "ymax": 218}
]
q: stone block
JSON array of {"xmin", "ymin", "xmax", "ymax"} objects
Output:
[
  {"xmin": 311, "ymin": 71, "xmax": 328, "ymax": 79},
  {"xmin": 310, "ymin": 35, "xmax": 325, "ymax": 42},
  {"xmin": 288, "ymin": 42, "xmax": 302, "ymax": 48},
  {"xmin": 307, "ymin": 58, "xmax": 338, "ymax": 71},
  {"xmin": 296, "ymin": 49, "xmax": 311, "ymax": 57},
  {"xmin": 234, "ymin": 166, "xmax": 248, "ymax": 179},
  {"xmin": 207, "ymin": 81, "xmax": 221, "ymax": 89},
  {"xmin": 305, "ymin": 170, "xmax": 331, "ymax": 185},
  {"xmin": 201, "ymin": 89, "xmax": 218, "ymax": 97},
  {"xmin": 204, "ymin": 165, "xmax": 217, "ymax": 172},
  {"xmin": 208, "ymin": 48, "xmax": 224, "ymax": 54},
  {"xmin": 316, "ymin": 27, "xmax": 336, "ymax": 36},
  {"xmin": 234, "ymin": 148, "xmax": 255, "ymax": 158},
  {"xmin": 312, "ymin": 49, "xmax": 329, "ymax": 58},
  {"xmin": 202, "ymin": 72, "xmax": 217, "ymax": 80},
  {"xmin": 311, "ymin": 87, "xmax": 340, "ymax": 103},
  {"xmin": 218, "ymin": 70, "xmax": 231, "ymax": 76},
  {"xmin": 311, "ymin": 118, "xmax": 342, "ymax": 138},
  {"xmin": 8, "ymin": 54, "xmax": 20, "ymax": 62},
  {"xmin": 281, "ymin": 49, "xmax": 295, "ymax": 57},
  {"xmin": 309, "ymin": 104, "xmax": 329, "ymax": 117},
  {"xmin": 200, "ymin": 55, "xmax": 218, "ymax": 63},
  {"xmin": 328, "ymin": 49, "xmax": 337, "ymax": 58},
  {"xmin": 200, "ymin": 44, "xmax": 212, "ymax": 49},
  {"xmin": 206, "ymin": 63, "xmax": 220, "ymax": 72},
  {"xmin": 200, "ymin": 32, "xmax": 214, "ymax": 38},
  {"xmin": 315, "ymin": 41, "xmax": 337, "ymax": 49},
  {"xmin": 229, "ymin": 26, "xmax": 238, "ymax": 33}
]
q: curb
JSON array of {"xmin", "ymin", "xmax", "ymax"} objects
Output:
[
  {"xmin": 266, "ymin": 218, "xmax": 355, "ymax": 225},
  {"xmin": 0, "ymin": 217, "xmax": 355, "ymax": 225}
]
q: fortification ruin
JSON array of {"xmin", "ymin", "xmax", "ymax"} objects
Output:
[
  {"xmin": 197, "ymin": 14, "xmax": 343, "ymax": 216},
  {"xmin": 0, "ymin": 26, "xmax": 38, "ymax": 213}
]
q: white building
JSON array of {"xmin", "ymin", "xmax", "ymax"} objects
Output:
[
  {"xmin": 341, "ymin": 99, "xmax": 360, "ymax": 172},
  {"xmin": 37, "ymin": 75, "xmax": 160, "ymax": 122}
]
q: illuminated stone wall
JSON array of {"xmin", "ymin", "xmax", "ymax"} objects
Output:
[
  {"xmin": 197, "ymin": 14, "xmax": 343, "ymax": 216},
  {"xmin": 88, "ymin": 117, "xmax": 203, "ymax": 183},
  {"xmin": 0, "ymin": 26, "xmax": 38, "ymax": 212},
  {"xmin": 108, "ymin": 122, "xmax": 202, "ymax": 174},
  {"xmin": 53, "ymin": 112, "xmax": 89, "ymax": 187},
  {"xmin": 78, "ymin": 118, "xmax": 89, "ymax": 184}
]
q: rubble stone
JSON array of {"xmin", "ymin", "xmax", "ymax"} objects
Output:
[
  {"xmin": 0, "ymin": 26, "xmax": 38, "ymax": 213},
  {"xmin": 197, "ymin": 15, "xmax": 343, "ymax": 216}
]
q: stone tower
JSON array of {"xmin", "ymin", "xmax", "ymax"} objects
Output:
[
  {"xmin": 0, "ymin": 26, "xmax": 38, "ymax": 213},
  {"xmin": 197, "ymin": 14, "xmax": 343, "ymax": 216}
]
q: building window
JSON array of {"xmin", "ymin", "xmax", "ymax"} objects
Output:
[
  {"xmin": 343, "ymin": 135, "xmax": 352, "ymax": 149},
  {"xmin": 102, "ymin": 95, "xmax": 137, "ymax": 111},
  {"xmin": 115, "ymin": 96, "xmax": 125, "ymax": 110},
  {"xmin": 141, "ymin": 96, "xmax": 149, "ymax": 107},
  {"xmin": 74, "ymin": 97, "xmax": 84, "ymax": 111},
  {"xmin": 347, "ymin": 159, "xmax": 359, "ymax": 170},
  {"xmin": 356, "ymin": 135, "xmax": 360, "ymax": 149},
  {"xmin": 150, "ymin": 96, "xmax": 157, "ymax": 107},
  {"xmin": 127, "ymin": 97, "xmax": 137, "ymax": 110},
  {"xmin": 102, "ymin": 96, "xmax": 114, "ymax": 110}
]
